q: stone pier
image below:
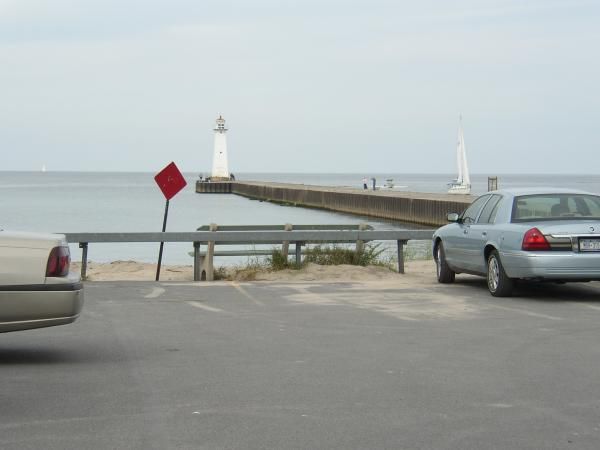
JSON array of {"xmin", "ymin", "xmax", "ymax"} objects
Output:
[
  {"xmin": 195, "ymin": 181, "xmax": 232, "ymax": 193},
  {"xmin": 196, "ymin": 180, "xmax": 473, "ymax": 226}
]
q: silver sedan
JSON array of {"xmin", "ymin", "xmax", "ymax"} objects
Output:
[
  {"xmin": 432, "ymin": 188, "xmax": 600, "ymax": 296},
  {"xmin": 0, "ymin": 231, "xmax": 84, "ymax": 332}
]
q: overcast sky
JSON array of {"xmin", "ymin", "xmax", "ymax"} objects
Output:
[{"xmin": 1, "ymin": 0, "xmax": 598, "ymax": 174}]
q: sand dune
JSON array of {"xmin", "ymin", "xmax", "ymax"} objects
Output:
[{"xmin": 71, "ymin": 260, "xmax": 436, "ymax": 283}]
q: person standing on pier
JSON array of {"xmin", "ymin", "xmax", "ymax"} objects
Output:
[{"xmin": 362, "ymin": 177, "xmax": 368, "ymax": 190}]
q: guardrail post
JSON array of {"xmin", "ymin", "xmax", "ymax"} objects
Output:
[
  {"xmin": 203, "ymin": 223, "xmax": 217, "ymax": 281},
  {"xmin": 79, "ymin": 242, "xmax": 89, "ymax": 280},
  {"xmin": 282, "ymin": 223, "xmax": 292, "ymax": 260},
  {"xmin": 295, "ymin": 241, "xmax": 303, "ymax": 266},
  {"xmin": 397, "ymin": 240, "xmax": 406, "ymax": 274},
  {"xmin": 193, "ymin": 242, "xmax": 200, "ymax": 281},
  {"xmin": 356, "ymin": 222, "xmax": 368, "ymax": 254}
]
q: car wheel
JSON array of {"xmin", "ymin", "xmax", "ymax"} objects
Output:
[
  {"xmin": 487, "ymin": 250, "xmax": 513, "ymax": 297},
  {"xmin": 436, "ymin": 242, "xmax": 455, "ymax": 283}
]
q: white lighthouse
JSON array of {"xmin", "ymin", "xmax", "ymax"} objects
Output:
[{"xmin": 211, "ymin": 115, "xmax": 230, "ymax": 180}]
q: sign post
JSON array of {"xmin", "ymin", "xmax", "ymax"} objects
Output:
[{"xmin": 154, "ymin": 162, "xmax": 187, "ymax": 281}]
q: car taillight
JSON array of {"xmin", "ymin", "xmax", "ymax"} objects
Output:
[
  {"xmin": 522, "ymin": 228, "xmax": 551, "ymax": 251},
  {"xmin": 46, "ymin": 246, "xmax": 71, "ymax": 277}
]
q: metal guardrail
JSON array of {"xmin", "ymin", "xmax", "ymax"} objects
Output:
[
  {"xmin": 195, "ymin": 224, "xmax": 374, "ymax": 231},
  {"xmin": 65, "ymin": 229, "xmax": 435, "ymax": 281}
]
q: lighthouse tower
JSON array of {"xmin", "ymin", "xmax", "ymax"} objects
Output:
[{"xmin": 211, "ymin": 115, "xmax": 230, "ymax": 180}]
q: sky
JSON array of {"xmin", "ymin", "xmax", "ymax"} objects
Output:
[{"xmin": 1, "ymin": 0, "xmax": 599, "ymax": 174}]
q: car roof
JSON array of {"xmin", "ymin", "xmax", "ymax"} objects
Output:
[{"xmin": 486, "ymin": 187, "xmax": 598, "ymax": 197}]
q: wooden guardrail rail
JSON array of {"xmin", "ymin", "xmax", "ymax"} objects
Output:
[{"xmin": 65, "ymin": 228, "xmax": 435, "ymax": 281}]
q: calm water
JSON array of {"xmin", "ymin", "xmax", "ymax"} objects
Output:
[{"xmin": 2, "ymin": 171, "xmax": 598, "ymax": 265}]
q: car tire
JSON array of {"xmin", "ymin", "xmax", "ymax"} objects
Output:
[
  {"xmin": 487, "ymin": 250, "xmax": 513, "ymax": 297},
  {"xmin": 436, "ymin": 242, "xmax": 455, "ymax": 283}
]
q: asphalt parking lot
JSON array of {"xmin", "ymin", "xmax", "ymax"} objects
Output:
[{"xmin": 2, "ymin": 277, "xmax": 600, "ymax": 449}]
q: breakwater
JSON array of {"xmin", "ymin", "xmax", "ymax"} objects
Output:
[
  {"xmin": 197, "ymin": 180, "xmax": 473, "ymax": 226},
  {"xmin": 195, "ymin": 181, "xmax": 232, "ymax": 193}
]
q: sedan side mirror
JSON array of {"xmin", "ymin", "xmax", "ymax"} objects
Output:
[{"xmin": 447, "ymin": 213, "xmax": 460, "ymax": 222}]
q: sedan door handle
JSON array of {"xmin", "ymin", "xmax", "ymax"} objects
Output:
[{"xmin": 482, "ymin": 232, "xmax": 487, "ymax": 237}]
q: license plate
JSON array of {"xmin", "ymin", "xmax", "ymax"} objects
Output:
[{"xmin": 579, "ymin": 238, "xmax": 600, "ymax": 252}]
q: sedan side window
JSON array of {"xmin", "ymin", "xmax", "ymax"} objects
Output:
[
  {"xmin": 477, "ymin": 195, "xmax": 502, "ymax": 224},
  {"xmin": 461, "ymin": 195, "xmax": 491, "ymax": 224}
]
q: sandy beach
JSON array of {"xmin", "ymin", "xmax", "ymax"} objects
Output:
[{"xmin": 72, "ymin": 260, "xmax": 437, "ymax": 284}]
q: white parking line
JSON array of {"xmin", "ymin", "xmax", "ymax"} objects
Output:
[
  {"xmin": 573, "ymin": 303, "xmax": 600, "ymax": 312},
  {"xmin": 486, "ymin": 304, "xmax": 563, "ymax": 321},
  {"xmin": 186, "ymin": 301, "xmax": 224, "ymax": 313},
  {"xmin": 144, "ymin": 287, "xmax": 165, "ymax": 298},
  {"xmin": 228, "ymin": 281, "xmax": 264, "ymax": 306}
]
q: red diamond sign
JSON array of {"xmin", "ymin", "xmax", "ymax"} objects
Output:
[{"xmin": 154, "ymin": 162, "xmax": 187, "ymax": 200}]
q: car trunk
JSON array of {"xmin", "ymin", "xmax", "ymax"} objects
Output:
[
  {"xmin": 536, "ymin": 221, "xmax": 600, "ymax": 236},
  {"xmin": 536, "ymin": 221, "xmax": 600, "ymax": 252},
  {"xmin": 0, "ymin": 231, "xmax": 66, "ymax": 285}
]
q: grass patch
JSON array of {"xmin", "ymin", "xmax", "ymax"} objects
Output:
[
  {"xmin": 213, "ymin": 254, "xmax": 273, "ymax": 281},
  {"xmin": 212, "ymin": 241, "xmax": 432, "ymax": 280},
  {"xmin": 269, "ymin": 249, "xmax": 296, "ymax": 271},
  {"xmin": 212, "ymin": 266, "xmax": 230, "ymax": 280},
  {"xmin": 267, "ymin": 243, "xmax": 391, "ymax": 271}
]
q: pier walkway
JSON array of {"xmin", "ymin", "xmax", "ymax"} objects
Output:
[{"xmin": 197, "ymin": 180, "xmax": 474, "ymax": 226}]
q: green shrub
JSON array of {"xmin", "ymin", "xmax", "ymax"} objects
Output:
[
  {"xmin": 215, "ymin": 241, "xmax": 431, "ymax": 279},
  {"xmin": 299, "ymin": 243, "xmax": 387, "ymax": 267},
  {"xmin": 268, "ymin": 249, "xmax": 292, "ymax": 270},
  {"xmin": 212, "ymin": 266, "xmax": 229, "ymax": 280}
]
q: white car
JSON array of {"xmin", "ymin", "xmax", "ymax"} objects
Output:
[{"xmin": 0, "ymin": 231, "xmax": 84, "ymax": 332}]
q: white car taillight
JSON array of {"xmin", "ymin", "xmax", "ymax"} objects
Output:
[{"xmin": 46, "ymin": 246, "xmax": 71, "ymax": 277}]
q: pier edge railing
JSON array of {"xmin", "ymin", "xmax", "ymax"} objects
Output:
[{"xmin": 65, "ymin": 229, "xmax": 435, "ymax": 281}]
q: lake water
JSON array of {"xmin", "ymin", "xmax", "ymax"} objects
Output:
[{"xmin": 2, "ymin": 171, "xmax": 598, "ymax": 265}]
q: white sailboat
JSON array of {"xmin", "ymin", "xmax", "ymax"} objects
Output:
[{"xmin": 448, "ymin": 116, "xmax": 471, "ymax": 194}]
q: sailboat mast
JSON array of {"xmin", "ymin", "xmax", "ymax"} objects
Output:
[
  {"xmin": 460, "ymin": 124, "xmax": 470, "ymax": 185},
  {"xmin": 456, "ymin": 122, "xmax": 463, "ymax": 183}
]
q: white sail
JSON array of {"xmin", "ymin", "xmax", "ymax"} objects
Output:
[
  {"xmin": 448, "ymin": 117, "xmax": 471, "ymax": 194},
  {"xmin": 459, "ymin": 124, "xmax": 470, "ymax": 185},
  {"xmin": 455, "ymin": 126, "xmax": 463, "ymax": 184}
]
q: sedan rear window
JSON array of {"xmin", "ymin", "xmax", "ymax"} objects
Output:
[{"xmin": 512, "ymin": 194, "xmax": 600, "ymax": 222}]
